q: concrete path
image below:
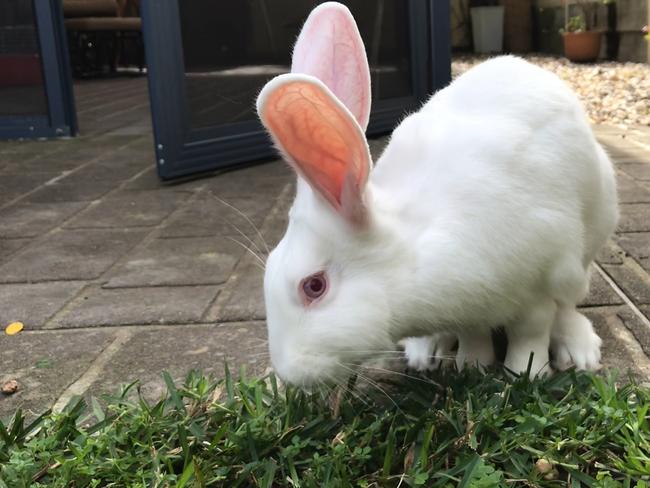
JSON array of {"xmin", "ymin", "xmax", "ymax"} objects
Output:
[{"xmin": 1, "ymin": 79, "xmax": 649, "ymax": 419}]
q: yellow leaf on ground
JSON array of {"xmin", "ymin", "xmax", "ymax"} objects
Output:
[{"xmin": 5, "ymin": 322, "xmax": 24, "ymax": 335}]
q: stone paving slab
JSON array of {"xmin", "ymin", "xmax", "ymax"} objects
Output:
[
  {"xmin": 5, "ymin": 152, "xmax": 98, "ymax": 173},
  {"xmin": 616, "ymin": 174, "xmax": 650, "ymax": 203},
  {"xmin": 70, "ymin": 160, "xmax": 148, "ymax": 183},
  {"xmin": 25, "ymin": 179, "xmax": 118, "ymax": 204},
  {"xmin": 585, "ymin": 125, "xmax": 650, "ymax": 327},
  {"xmin": 596, "ymin": 240, "xmax": 626, "ymax": 265},
  {"xmin": 602, "ymin": 264, "xmax": 650, "ymax": 306},
  {"xmin": 0, "ymin": 328, "xmax": 115, "ymax": 421},
  {"xmin": 0, "ymin": 141, "xmax": 46, "ymax": 158},
  {"xmin": 159, "ymin": 193, "xmax": 279, "ymax": 238},
  {"xmin": 208, "ymin": 255, "xmax": 265, "ymax": 322},
  {"xmin": 617, "ymin": 233, "xmax": 650, "ymax": 273},
  {"xmin": 606, "ymin": 148, "xmax": 650, "ymax": 164},
  {"xmin": 619, "ymin": 163, "xmax": 650, "ymax": 181},
  {"xmin": 49, "ymin": 285, "xmax": 220, "ymax": 327},
  {"xmin": 616, "ymin": 204, "xmax": 650, "ymax": 232},
  {"xmin": 203, "ymin": 163, "xmax": 292, "ymax": 198},
  {"xmin": 0, "ymin": 202, "xmax": 87, "ymax": 238},
  {"xmin": 103, "ymin": 237, "xmax": 242, "ymax": 288},
  {"xmin": 618, "ymin": 232, "xmax": 650, "ymax": 258},
  {"xmin": 4, "ymin": 143, "xmax": 129, "ymax": 173},
  {"xmin": 207, "ymin": 184, "xmax": 292, "ymax": 322},
  {"xmin": 642, "ymin": 306, "xmax": 650, "ymax": 323},
  {"xmin": 0, "ymin": 282, "xmax": 86, "ymax": 329},
  {"xmin": 122, "ymin": 167, "xmax": 166, "ymax": 191},
  {"xmin": 64, "ymin": 190, "xmax": 191, "ymax": 229},
  {"xmin": 599, "ymin": 139, "xmax": 650, "ymax": 164},
  {"xmin": 93, "ymin": 147, "xmax": 154, "ymax": 167},
  {"xmin": 618, "ymin": 310, "xmax": 650, "ymax": 358},
  {"xmin": 0, "ymin": 173, "xmax": 60, "ymax": 206},
  {"xmin": 3, "ymin": 162, "xmax": 148, "ymax": 207},
  {"xmin": 587, "ymin": 308, "xmax": 650, "ymax": 379},
  {"xmin": 580, "ymin": 272, "xmax": 624, "ymax": 306},
  {"xmin": 0, "ymin": 228, "xmax": 147, "ymax": 283},
  {"xmin": 0, "ymin": 239, "xmax": 30, "ymax": 266},
  {"xmin": 125, "ymin": 135, "xmax": 156, "ymax": 151},
  {"xmin": 83, "ymin": 323, "xmax": 268, "ymax": 404},
  {"xmin": 629, "ymin": 260, "xmax": 650, "ymax": 281}
]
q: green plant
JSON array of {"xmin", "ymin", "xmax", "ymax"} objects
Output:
[
  {"xmin": 565, "ymin": 15, "xmax": 587, "ymax": 33},
  {"xmin": 1, "ymin": 366, "xmax": 649, "ymax": 487},
  {"xmin": 562, "ymin": 0, "xmax": 615, "ymax": 33}
]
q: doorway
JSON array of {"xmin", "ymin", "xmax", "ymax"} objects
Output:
[
  {"xmin": 2, "ymin": 0, "xmax": 450, "ymax": 180},
  {"xmin": 0, "ymin": 0, "xmax": 77, "ymax": 139},
  {"xmin": 143, "ymin": 0, "xmax": 451, "ymax": 180}
]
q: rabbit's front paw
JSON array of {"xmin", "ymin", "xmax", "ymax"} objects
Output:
[
  {"xmin": 456, "ymin": 330, "xmax": 496, "ymax": 371},
  {"xmin": 552, "ymin": 310, "xmax": 602, "ymax": 371},
  {"xmin": 401, "ymin": 333, "xmax": 457, "ymax": 371},
  {"xmin": 505, "ymin": 300, "xmax": 555, "ymax": 377}
]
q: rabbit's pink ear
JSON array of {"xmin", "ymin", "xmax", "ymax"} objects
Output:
[
  {"xmin": 257, "ymin": 74, "xmax": 371, "ymax": 226},
  {"xmin": 292, "ymin": 2, "xmax": 371, "ymax": 131}
]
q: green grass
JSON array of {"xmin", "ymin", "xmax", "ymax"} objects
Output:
[{"xmin": 1, "ymin": 366, "xmax": 649, "ymax": 487}]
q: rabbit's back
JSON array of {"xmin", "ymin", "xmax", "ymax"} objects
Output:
[
  {"xmin": 373, "ymin": 55, "xmax": 615, "ymax": 243},
  {"xmin": 430, "ymin": 55, "xmax": 577, "ymax": 123},
  {"xmin": 371, "ymin": 56, "xmax": 617, "ymax": 325}
]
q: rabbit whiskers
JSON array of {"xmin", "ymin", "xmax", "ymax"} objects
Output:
[{"xmin": 206, "ymin": 192, "xmax": 269, "ymax": 269}]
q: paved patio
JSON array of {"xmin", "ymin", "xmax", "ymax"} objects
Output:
[{"xmin": 1, "ymin": 76, "xmax": 650, "ymax": 419}]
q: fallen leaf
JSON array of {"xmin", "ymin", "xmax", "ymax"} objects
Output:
[
  {"xmin": 185, "ymin": 346, "xmax": 209, "ymax": 356},
  {"xmin": 5, "ymin": 321, "xmax": 24, "ymax": 335},
  {"xmin": 209, "ymin": 384, "xmax": 224, "ymax": 404},
  {"xmin": 403, "ymin": 443, "xmax": 415, "ymax": 472},
  {"xmin": 2, "ymin": 379, "xmax": 18, "ymax": 395},
  {"xmin": 329, "ymin": 387, "xmax": 343, "ymax": 418},
  {"xmin": 331, "ymin": 431, "xmax": 346, "ymax": 446}
]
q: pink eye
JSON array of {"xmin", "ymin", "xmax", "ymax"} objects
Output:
[{"xmin": 300, "ymin": 272, "xmax": 328, "ymax": 304}]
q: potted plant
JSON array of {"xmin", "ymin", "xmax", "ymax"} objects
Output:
[
  {"xmin": 561, "ymin": 0, "xmax": 612, "ymax": 62},
  {"xmin": 470, "ymin": 0, "xmax": 505, "ymax": 54}
]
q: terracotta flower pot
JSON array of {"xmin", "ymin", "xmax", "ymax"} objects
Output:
[{"xmin": 562, "ymin": 31, "xmax": 602, "ymax": 62}]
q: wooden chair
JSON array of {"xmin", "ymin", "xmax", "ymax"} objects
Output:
[{"xmin": 63, "ymin": 0, "xmax": 143, "ymax": 76}]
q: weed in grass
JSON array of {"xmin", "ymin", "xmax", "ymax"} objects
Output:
[{"xmin": 0, "ymin": 366, "xmax": 649, "ymax": 487}]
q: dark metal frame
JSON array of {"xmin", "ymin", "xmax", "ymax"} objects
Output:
[
  {"xmin": 429, "ymin": 0, "xmax": 452, "ymax": 93},
  {"xmin": 142, "ymin": 0, "xmax": 451, "ymax": 180},
  {"xmin": 0, "ymin": 0, "xmax": 77, "ymax": 140}
]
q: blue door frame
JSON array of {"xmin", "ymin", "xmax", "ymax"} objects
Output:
[
  {"xmin": 142, "ymin": 0, "xmax": 451, "ymax": 180},
  {"xmin": 0, "ymin": 0, "xmax": 77, "ymax": 140}
]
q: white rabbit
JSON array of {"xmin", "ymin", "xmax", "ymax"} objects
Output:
[{"xmin": 256, "ymin": 2, "xmax": 618, "ymax": 387}]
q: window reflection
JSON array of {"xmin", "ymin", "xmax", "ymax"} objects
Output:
[
  {"xmin": 0, "ymin": 0, "xmax": 48, "ymax": 117},
  {"xmin": 179, "ymin": 0, "xmax": 413, "ymax": 130}
]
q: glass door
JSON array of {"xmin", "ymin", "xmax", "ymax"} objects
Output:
[
  {"xmin": 142, "ymin": 0, "xmax": 450, "ymax": 180},
  {"xmin": 0, "ymin": 0, "xmax": 77, "ymax": 139}
]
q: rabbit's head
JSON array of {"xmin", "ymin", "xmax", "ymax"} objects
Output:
[{"xmin": 257, "ymin": 3, "xmax": 409, "ymax": 387}]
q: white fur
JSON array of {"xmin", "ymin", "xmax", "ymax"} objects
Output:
[
  {"xmin": 263, "ymin": 55, "xmax": 618, "ymax": 386},
  {"xmin": 399, "ymin": 334, "xmax": 457, "ymax": 370}
]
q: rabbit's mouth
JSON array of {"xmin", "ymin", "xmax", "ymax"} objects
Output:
[{"xmin": 271, "ymin": 352, "xmax": 352, "ymax": 389}]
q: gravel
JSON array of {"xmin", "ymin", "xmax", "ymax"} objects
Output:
[{"xmin": 452, "ymin": 55, "xmax": 650, "ymax": 127}]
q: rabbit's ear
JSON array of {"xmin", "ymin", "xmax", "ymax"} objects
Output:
[
  {"xmin": 292, "ymin": 2, "xmax": 371, "ymax": 131},
  {"xmin": 257, "ymin": 74, "xmax": 371, "ymax": 226}
]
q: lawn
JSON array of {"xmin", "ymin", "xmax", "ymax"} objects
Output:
[{"xmin": 1, "ymin": 366, "xmax": 649, "ymax": 487}]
